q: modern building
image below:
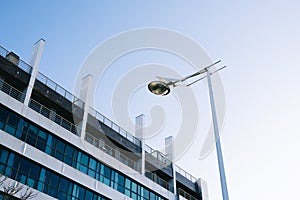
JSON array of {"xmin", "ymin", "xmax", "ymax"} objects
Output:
[{"xmin": 0, "ymin": 40, "xmax": 208, "ymax": 200}]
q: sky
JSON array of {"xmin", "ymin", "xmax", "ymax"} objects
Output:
[{"xmin": 1, "ymin": 1, "xmax": 300, "ymax": 199}]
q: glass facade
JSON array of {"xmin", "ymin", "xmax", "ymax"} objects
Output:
[
  {"xmin": 0, "ymin": 104, "xmax": 165, "ymax": 200},
  {"xmin": 0, "ymin": 145, "xmax": 108, "ymax": 200}
]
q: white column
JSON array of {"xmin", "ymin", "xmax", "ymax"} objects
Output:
[
  {"xmin": 24, "ymin": 39, "xmax": 45, "ymax": 105},
  {"xmin": 197, "ymin": 178, "xmax": 209, "ymax": 200},
  {"xmin": 165, "ymin": 136, "xmax": 177, "ymax": 197},
  {"xmin": 79, "ymin": 74, "xmax": 93, "ymax": 139},
  {"xmin": 135, "ymin": 114, "xmax": 145, "ymax": 175}
]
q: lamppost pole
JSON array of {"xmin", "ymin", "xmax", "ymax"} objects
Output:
[
  {"xmin": 147, "ymin": 60, "xmax": 229, "ymax": 200},
  {"xmin": 206, "ymin": 69, "xmax": 229, "ymax": 200}
]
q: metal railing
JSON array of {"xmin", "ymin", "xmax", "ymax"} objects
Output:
[
  {"xmin": 0, "ymin": 45, "xmax": 32, "ymax": 74},
  {"xmin": 177, "ymin": 188, "xmax": 198, "ymax": 200},
  {"xmin": 145, "ymin": 170, "xmax": 174, "ymax": 192},
  {"xmin": 88, "ymin": 107, "xmax": 141, "ymax": 147},
  {"xmin": 36, "ymin": 72, "xmax": 85, "ymax": 109},
  {"xmin": 85, "ymin": 132, "xmax": 141, "ymax": 172},
  {"xmin": 145, "ymin": 144, "xmax": 172, "ymax": 166},
  {"xmin": 175, "ymin": 165, "xmax": 197, "ymax": 183},
  {"xmin": 0, "ymin": 79, "xmax": 25, "ymax": 103},
  {"xmin": 29, "ymin": 99, "xmax": 81, "ymax": 136}
]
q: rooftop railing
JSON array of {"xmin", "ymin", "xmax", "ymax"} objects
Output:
[
  {"xmin": 88, "ymin": 107, "xmax": 142, "ymax": 147},
  {"xmin": 36, "ymin": 72, "xmax": 85, "ymax": 109},
  {"xmin": 29, "ymin": 99, "xmax": 81, "ymax": 136},
  {"xmin": 175, "ymin": 165, "xmax": 197, "ymax": 183},
  {"xmin": 0, "ymin": 45, "xmax": 32, "ymax": 74},
  {"xmin": 85, "ymin": 132, "xmax": 141, "ymax": 172},
  {"xmin": 144, "ymin": 144, "xmax": 172, "ymax": 166},
  {"xmin": 0, "ymin": 79, "xmax": 25, "ymax": 103}
]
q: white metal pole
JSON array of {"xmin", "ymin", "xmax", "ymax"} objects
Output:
[{"xmin": 206, "ymin": 69, "xmax": 229, "ymax": 200}]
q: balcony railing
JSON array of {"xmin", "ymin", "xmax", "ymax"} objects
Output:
[
  {"xmin": 0, "ymin": 79, "xmax": 25, "ymax": 103},
  {"xmin": 0, "ymin": 45, "xmax": 32, "ymax": 74},
  {"xmin": 85, "ymin": 132, "xmax": 141, "ymax": 172},
  {"xmin": 88, "ymin": 107, "xmax": 142, "ymax": 147},
  {"xmin": 178, "ymin": 188, "xmax": 198, "ymax": 200},
  {"xmin": 145, "ymin": 170, "xmax": 174, "ymax": 192},
  {"xmin": 145, "ymin": 144, "xmax": 172, "ymax": 166},
  {"xmin": 36, "ymin": 72, "xmax": 84, "ymax": 109},
  {"xmin": 29, "ymin": 99, "xmax": 81, "ymax": 136},
  {"xmin": 175, "ymin": 165, "xmax": 197, "ymax": 183}
]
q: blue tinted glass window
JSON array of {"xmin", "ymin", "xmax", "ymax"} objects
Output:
[
  {"xmin": 59, "ymin": 177, "xmax": 69, "ymax": 193},
  {"xmin": 131, "ymin": 192, "xmax": 137, "ymax": 200},
  {"xmin": 57, "ymin": 192, "xmax": 67, "ymax": 200},
  {"xmin": 29, "ymin": 164, "xmax": 40, "ymax": 180},
  {"xmin": 45, "ymin": 135, "xmax": 53, "ymax": 154},
  {"xmin": 125, "ymin": 178, "xmax": 131, "ymax": 189},
  {"xmin": 89, "ymin": 157, "xmax": 96, "ymax": 170},
  {"xmin": 26, "ymin": 124, "xmax": 38, "ymax": 146},
  {"xmin": 80, "ymin": 153, "xmax": 89, "ymax": 166},
  {"xmin": 56, "ymin": 140, "xmax": 65, "ymax": 153},
  {"xmin": 0, "ymin": 106, "xmax": 8, "ymax": 123},
  {"xmin": 49, "ymin": 173, "xmax": 59, "ymax": 187},
  {"xmin": 143, "ymin": 188, "xmax": 149, "ymax": 199},
  {"xmin": 86, "ymin": 190, "xmax": 93, "ymax": 200},
  {"xmin": 132, "ymin": 182, "xmax": 137, "ymax": 193},
  {"xmin": 37, "ymin": 169, "xmax": 46, "ymax": 191},
  {"xmin": 0, "ymin": 149, "xmax": 8, "ymax": 164},
  {"xmin": 125, "ymin": 188, "xmax": 131, "ymax": 197},
  {"xmin": 103, "ymin": 165, "xmax": 111, "ymax": 178},
  {"xmin": 19, "ymin": 159, "xmax": 30, "ymax": 173},
  {"xmin": 150, "ymin": 192, "xmax": 155, "ymax": 200},
  {"xmin": 5, "ymin": 113, "xmax": 19, "ymax": 134}
]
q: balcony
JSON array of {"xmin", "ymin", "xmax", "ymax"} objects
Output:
[
  {"xmin": 0, "ymin": 45, "xmax": 32, "ymax": 74},
  {"xmin": 0, "ymin": 79, "xmax": 25, "ymax": 103},
  {"xmin": 29, "ymin": 99, "xmax": 81, "ymax": 136}
]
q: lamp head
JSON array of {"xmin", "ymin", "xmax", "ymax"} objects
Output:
[{"xmin": 148, "ymin": 81, "xmax": 171, "ymax": 96}]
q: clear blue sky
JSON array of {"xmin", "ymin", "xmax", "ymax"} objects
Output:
[{"xmin": 1, "ymin": 1, "xmax": 300, "ymax": 199}]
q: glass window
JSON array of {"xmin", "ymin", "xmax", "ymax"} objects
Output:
[
  {"xmin": 125, "ymin": 178, "xmax": 131, "ymax": 189},
  {"xmin": 131, "ymin": 192, "xmax": 137, "ymax": 200},
  {"xmin": 0, "ymin": 149, "xmax": 8, "ymax": 164},
  {"xmin": 143, "ymin": 188, "xmax": 149, "ymax": 199},
  {"xmin": 27, "ymin": 177, "xmax": 35, "ymax": 187},
  {"xmin": 89, "ymin": 157, "xmax": 96, "ymax": 170},
  {"xmin": 125, "ymin": 188, "xmax": 131, "ymax": 197},
  {"xmin": 80, "ymin": 153, "xmax": 89, "ymax": 166},
  {"xmin": 29, "ymin": 164, "xmax": 40, "ymax": 180},
  {"xmin": 26, "ymin": 124, "xmax": 38, "ymax": 146},
  {"xmin": 56, "ymin": 140, "xmax": 65, "ymax": 154},
  {"xmin": 77, "ymin": 185, "xmax": 85, "ymax": 200},
  {"xmin": 132, "ymin": 182, "xmax": 137, "ymax": 193},
  {"xmin": 19, "ymin": 159, "xmax": 30, "ymax": 174},
  {"xmin": 103, "ymin": 166, "xmax": 111, "ymax": 179},
  {"xmin": 0, "ymin": 106, "xmax": 8, "ymax": 124},
  {"xmin": 150, "ymin": 192, "xmax": 155, "ymax": 200},
  {"xmin": 45, "ymin": 135, "xmax": 53, "ymax": 154},
  {"xmin": 85, "ymin": 190, "xmax": 93, "ymax": 200},
  {"xmin": 57, "ymin": 192, "xmax": 67, "ymax": 200},
  {"xmin": 49, "ymin": 173, "xmax": 59, "ymax": 188},
  {"xmin": 5, "ymin": 113, "xmax": 19, "ymax": 134},
  {"xmin": 16, "ymin": 119, "xmax": 28, "ymax": 139},
  {"xmin": 38, "ymin": 169, "xmax": 46, "ymax": 191}
]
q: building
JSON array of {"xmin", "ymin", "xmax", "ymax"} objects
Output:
[{"xmin": 0, "ymin": 40, "xmax": 208, "ymax": 200}]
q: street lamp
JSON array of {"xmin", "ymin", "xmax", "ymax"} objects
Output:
[{"xmin": 148, "ymin": 60, "xmax": 229, "ymax": 200}]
